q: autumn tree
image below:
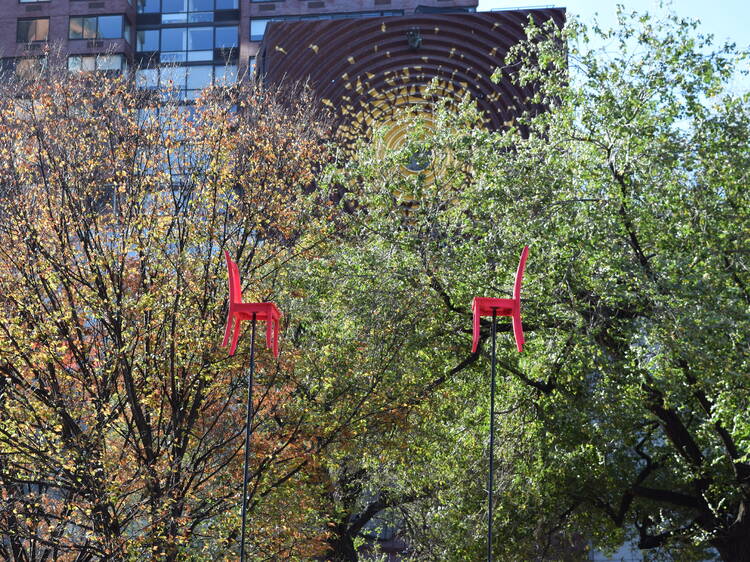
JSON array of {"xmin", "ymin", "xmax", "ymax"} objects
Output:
[
  {"xmin": 314, "ymin": 9, "xmax": 750, "ymax": 561},
  {"xmin": 0, "ymin": 63, "xmax": 333, "ymax": 560}
]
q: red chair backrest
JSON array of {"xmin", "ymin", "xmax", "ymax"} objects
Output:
[
  {"xmin": 225, "ymin": 250, "xmax": 243, "ymax": 305},
  {"xmin": 513, "ymin": 246, "xmax": 529, "ymax": 303}
]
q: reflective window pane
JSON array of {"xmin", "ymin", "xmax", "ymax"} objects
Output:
[
  {"xmin": 137, "ymin": 0, "xmax": 160, "ymax": 13},
  {"xmin": 136, "ymin": 68, "xmax": 158, "ymax": 88},
  {"xmin": 187, "ymin": 50, "xmax": 213, "ymax": 62},
  {"xmin": 69, "ymin": 18, "xmax": 83, "ymax": 39},
  {"xmin": 82, "ymin": 56, "xmax": 97, "ymax": 71},
  {"xmin": 162, "ymin": 0, "xmax": 187, "ymax": 12},
  {"xmin": 160, "ymin": 66, "xmax": 187, "ymax": 88},
  {"xmin": 161, "ymin": 28, "xmax": 187, "ymax": 51},
  {"xmin": 17, "ymin": 19, "xmax": 49, "ymax": 42},
  {"xmin": 97, "ymin": 55, "xmax": 122, "ymax": 70},
  {"xmin": 187, "ymin": 65, "xmax": 212, "ymax": 90},
  {"xmin": 188, "ymin": 27, "xmax": 212, "ymax": 51},
  {"xmin": 162, "ymin": 13, "xmax": 187, "ymax": 24},
  {"xmin": 97, "ymin": 16, "xmax": 122, "ymax": 39},
  {"xmin": 189, "ymin": 12, "xmax": 213, "ymax": 23},
  {"xmin": 215, "ymin": 64, "xmax": 238, "ymax": 84},
  {"xmin": 214, "ymin": 26, "xmax": 237, "ymax": 48},
  {"xmin": 137, "ymin": 29, "xmax": 159, "ymax": 51},
  {"xmin": 83, "ymin": 17, "xmax": 97, "ymax": 39},
  {"xmin": 250, "ymin": 19, "xmax": 269, "ymax": 41},
  {"xmin": 216, "ymin": 0, "xmax": 238, "ymax": 8},
  {"xmin": 161, "ymin": 52, "xmax": 187, "ymax": 63},
  {"xmin": 189, "ymin": 0, "xmax": 213, "ymax": 10}
]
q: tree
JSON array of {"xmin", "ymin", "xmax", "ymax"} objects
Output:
[
  {"xmin": 0, "ymin": 64, "xmax": 332, "ymax": 560},
  {"xmin": 320, "ymin": 9, "xmax": 750, "ymax": 561}
]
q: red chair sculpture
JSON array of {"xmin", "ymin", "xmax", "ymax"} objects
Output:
[
  {"xmin": 222, "ymin": 250, "xmax": 281, "ymax": 358},
  {"xmin": 471, "ymin": 245, "xmax": 529, "ymax": 562},
  {"xmin": 221, "ymin": 250, "xmax": 282, "ymax": 562},
  {"xmin": 471, "ymin": 245, "xmax": 529, "ymax": 353}
]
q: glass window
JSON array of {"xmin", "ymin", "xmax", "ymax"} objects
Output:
[
  {"xmin": 15, "ymin": 57, "xmax": 46, "ymax": 79},
  {"xmin": 162, "ymin": 13, "xmax": 187, "ymax": 24},
  {"xmin": 97, "ymin": 16, "xmax": 122, "ymax": 39},
  {"xmin": 137, "ymin": 29, "xmax": 159, "ymax": 51},
  {"xmin": 250, "ymin": 19, "xmax": 270, "ymax": 41},
  {"xmin": 189, "ymin": 12, "xmax": 213, "ymax": 23},
  {"xmin": 214, "ymin": 26, "xmax": 237, "ymax": 49},
  {"xmin": 161, "ymin": 27, "xmax": 187, "ymax": 51},
  {"xmin": 68, "ymin": 55, "xmax": 123, "ymax": 72},
  {"xmin": 189, "ymin": 0, "xmax": 213, "ymax": 10},
  {"xmin": 69, "ymin": 16, "xmax": 124, "ymax": 40},
  {"xmin": 187, "ymin": 27, "xmax": 212, "ymax": 61},
  {"xmin": 17, "ymin": 19, "xmax": 49, "ymax": 43},
  {"xmin": 187, "ymin": 65, "xmax": 212, "ymax": 91},
  {"xmin": 215, "ymin": 64, "xmax": 237, "ymax": 84},
  {"xmin": 160, "ymin": 66, "xmax": 187, "ymax": 88},
  {"xmin": 188, "ymin": 27, "xmax": 212, "ymax": 50},
  {"xmin": 216, "ymin": 0, "xmax": 238, "ymax": 8},
  {"xmin": 69, "ymin": 17, "xmax": 84, "ymax": 39},
  {"xmin": 137, "ymin": 0, "xmax": 160, "ymax": 12},
  {"xmin": 97, "ymin": 55, "xmax": 123, "ymax": 71},
  {"xmin": 136, "ymin": 68, "xmax": 158, "ymax": 88},
  {"xmin": 248, "ymin": 56, "xmax": 256, "ymax": 76},
  {"xmin": 162, "ymin": 0, "xmax": 187, "ymax": 12},
  {"xmin": 82, "ymin": 17, "xmax": 98, "ymax": 38}
]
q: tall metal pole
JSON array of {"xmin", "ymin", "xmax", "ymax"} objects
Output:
[
  {"xmin": 487, "ymin": 309, "xmax": 497, "ymax": 562},
  {"xmin": 240, "ymin": 313, "xmax": 257, "ymax": 562}
]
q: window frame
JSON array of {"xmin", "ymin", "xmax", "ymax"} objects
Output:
[
  {"xmin": 69, "ymin": 15, "xmax": 127, "ymax": 41},
  {"xmin": 156, "ymin": 25, "xmax": 238, "ymax": 61},
  {"xmin": 68, "ymin": 54, "xmax": 127, "ymax": 72},
  {"xmin": 16, "ymin": 18, "xmax": 49, "ymax": 43}
]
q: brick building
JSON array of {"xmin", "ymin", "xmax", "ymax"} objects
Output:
[{"xmin": 0, "ymin": 0, "xmax": 476, "ymax": 99}]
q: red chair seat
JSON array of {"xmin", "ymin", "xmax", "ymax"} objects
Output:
[
  {"xmin": 222, "ymin": 251, "xmax": 281, "ymax": 358},
  {"xmin": 471, "ymin": 246, "xmax": 529, "ymax": 353}
]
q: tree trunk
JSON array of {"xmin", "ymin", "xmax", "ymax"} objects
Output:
[
  {"xmin": 714, "ymin": 513, "xmax": 750, "ymax": 562},
  {"xmin": 325, "ymin": 523, "xmax": 358, "ymax": 562}
]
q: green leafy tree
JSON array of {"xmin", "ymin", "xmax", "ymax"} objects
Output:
[{"xmin": 320, "ymin": 9, "xmax": 749, "ymax": 561}]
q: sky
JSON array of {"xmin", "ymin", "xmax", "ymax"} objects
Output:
[
  {"xmin": 477, "ymin": 0, "xmax": 750, "ymax": 92},
  {"xmin": 477, "ymin": 0, "xmax": 750, "ymax": 49}
]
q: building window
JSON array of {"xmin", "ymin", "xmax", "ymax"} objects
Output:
[
  {"xmin": 214, "ymin": 26, "xmax": 238, "ymax": 49},
  {"xmin": 137, "ymin": 0, "xmax": 160, "ymax": 12},
  {"xmin": 248, "ymin": 56, "xmax": 255, "ymax": 76},
  {"xmin": 137, "ymin": 30, "xmax": 159, "ymax": 52},
  {"xmin": 14, "ymin": 57, "xmax": 47, "ymax": 78},
  {"xmin": 68, "ymin": 54, "xmax": 127, "ymax": 72},
  {"xmin": 17, "ymin": 18, "xmax": 49, "ymax": 43},
  {"xmin": 19, "ymin": 0, "xmax": 50, "ymax": 3},
  {"xmin": 155, "ymin": 26, "xmax": 237, "ymax": 61},
  {"xmin": 248, "ymin": 11, "xmax": 403, "ymax": 41},
  {"xmin": 162, "ymin": 0, "xmax": 211, "ymax": 23},
  {"xmin": 69, "ymin": 15, "xmax": 130, "ymax": 41},
  {"xmin": 137, "ymin": 0, "xmax": 238, "ymax": 13},
  {"xmin": 250, "ymin": 19, "xmax": 272, "ymax": 41},
  {"xmin": 136, "ymin": 64, "xmax": 237, "ymax": 99}
]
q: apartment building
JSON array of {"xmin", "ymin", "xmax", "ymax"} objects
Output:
[{"xmin": 0, "ymin": 0, "xmax": 477, "ymax": 99}]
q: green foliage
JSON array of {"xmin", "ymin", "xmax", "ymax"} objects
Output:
[{"xmin": 319, "ymin": 9, "xmax": 750, "ymax": 561}]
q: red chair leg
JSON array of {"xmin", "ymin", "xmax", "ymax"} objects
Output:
[
  {"xmin": 472, "ymin": 308, "xmax": 481, "ymax": 353},
  {"xmin": 229, "ymin": 316, "xmax": 242, "ymax": 356},
  {"xmin": 273, "ymin": 318, "xmax": 279, "ymax": 358},
  {"xmin": 512, "ymin": 309, "xmax": 524, "ymax": 353},
  {"xmin": 222, "ymin": 311, "xmax": 233, "ymax": 348}
]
